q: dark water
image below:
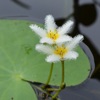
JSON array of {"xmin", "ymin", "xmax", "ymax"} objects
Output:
[{"xmin": 0, "ymin": 0, "xmax": 100, "ymax": 99}]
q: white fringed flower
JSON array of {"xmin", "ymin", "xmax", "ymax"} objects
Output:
[
  {"xmin": 29, "ymin": 15, "xmax": 74, "ymax": 44},
  {"xmin": 36, "ymin": 35, "xmax": 84, "ymax": 63}
]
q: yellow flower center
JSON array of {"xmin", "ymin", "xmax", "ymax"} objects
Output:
[
  {"xmin": 46, "ymin": 30, "xmax": 59, "ymax": 41},
  {"xmin": 54, "ymin": 46, "xmax": 68, "ymax": 58}
]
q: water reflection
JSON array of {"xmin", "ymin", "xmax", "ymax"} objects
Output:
[
  {"xmin": 11, "ymin": 0, "xmax": 30, "ymax": 9},
  {"xmin": 56, "ymin": 0, "xmax": 100, "ymax": 79},
  {"xmin": 93, "ymin": 0, "xmax": 100, "ymax": 6}
]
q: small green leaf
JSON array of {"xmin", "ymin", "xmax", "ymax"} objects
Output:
[{"xmin": 0, "ymin": 20, "xmax": 90, "ymax": 100}]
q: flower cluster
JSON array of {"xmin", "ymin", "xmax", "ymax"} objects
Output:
[{"xmin": 29, "ymin": 15, "xmax": 84, "ymax": 63}]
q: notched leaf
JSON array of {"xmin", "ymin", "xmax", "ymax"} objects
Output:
[{"xmin": 0, "ymin": 20, "xmax": 91, "ymax": 100}]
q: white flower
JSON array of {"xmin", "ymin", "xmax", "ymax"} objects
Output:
[
  {"xmin": 29, "ymin": 15, "xmax": 74, "ymax": 44},
  {"xmin": 36, "ymin": 35, "xmax": 84, "ymax": 63}
]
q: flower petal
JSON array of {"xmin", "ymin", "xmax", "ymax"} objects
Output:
[
  {"xmin": 56, "ymin": 35, "xmax": 72, "ymax": 44},
  {"xmin": 35, "ymin": 44, "xmax": 53, "ymax": 55},
  {"xmin": 46, "ymin": 54, "xmax": 60, "ymax": 63},
  {"xmin": 29, "ymin": 24, "xmax": 46, "ymax": 37},
  {"xmin": 45, "ymin": 15, "xmax": 57, "ymax": 32},
  {"xmin": 57, "ymin": 20, "xmax": 74, "ymax": 35},
  {"xmin": 67, "ymin": 35, "xmax": 84, "ymax": 50},
  {"xmin": 64, "ymin": 51, "xmax": 78, "ymax": 60},
  {"xmin": 40, "ymin": 37, "xmax": 53, "ymax": 44}
]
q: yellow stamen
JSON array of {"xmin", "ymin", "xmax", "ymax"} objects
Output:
[
  {"xmin": 46, "ymin": 30, "xmax": 59, "ymax": 41},
  {"xmin": 54, "ymin": 46, "xmax": 68, "ymax": 58}
]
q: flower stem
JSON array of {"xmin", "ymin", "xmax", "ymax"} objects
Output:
[
  {"xmin": 52, "ymin": 61, "xmax": 65, "ymax": 99},
  {"xmin": 61, "ymin": 61, "xmax": 64, "ymax": 84},
  {"xmin": 42, "ymin": 63, "xmax": 54, "ymax": 89}
]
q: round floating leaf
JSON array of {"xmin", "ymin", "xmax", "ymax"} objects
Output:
[{"xmin": 0, "ymin": 20, "xmax": 90, "ymax": 100}]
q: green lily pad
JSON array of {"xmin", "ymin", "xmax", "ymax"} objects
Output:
[{"xmin": 0, "ymin": 20, "xmax": 90, "ymax": 100}]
